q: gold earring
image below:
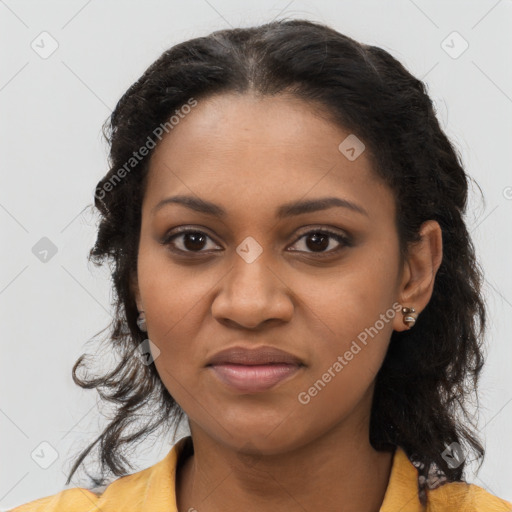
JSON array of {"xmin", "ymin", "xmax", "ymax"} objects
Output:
[{"xmin": 402, "ymin": 307, "xmax": 417, "ymax": 328}]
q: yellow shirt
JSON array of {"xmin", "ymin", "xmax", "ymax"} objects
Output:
[{"xmin": 10, "ymin": 436, "xmax": 512, "ymax": 511}]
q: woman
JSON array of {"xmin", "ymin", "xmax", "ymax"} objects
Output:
[{"xmin": 11, "ymin": 18, "xmax": 511, "ymax": 512}]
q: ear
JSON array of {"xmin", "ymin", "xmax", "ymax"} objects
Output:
[
  {"xmin": 393, "ymin": 220, "xmax": 443, "ymax": 332},
  {"xmin": 130, "ymin": 270, "xmax": 144, "ymax": 312}
]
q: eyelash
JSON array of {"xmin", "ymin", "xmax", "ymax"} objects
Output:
[{"xmin": 161, "ymin": 226, "xmax": 352, "ymax": 258}]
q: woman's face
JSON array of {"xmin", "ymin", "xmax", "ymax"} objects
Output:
[{"xmin": 133, "ymin": 92, "xmax": 410, "ymax": 454}]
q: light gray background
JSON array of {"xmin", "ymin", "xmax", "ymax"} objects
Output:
[{"xmin": 1, "ymin": 0, "xmax": 511, "ymax": 509}]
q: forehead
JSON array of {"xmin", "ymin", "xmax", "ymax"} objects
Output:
[{"xmin": 143, "ymin": 93, "xmax": 394, "ymax": 222}]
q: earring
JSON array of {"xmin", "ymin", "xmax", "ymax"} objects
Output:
[
  {"xmin": 137, "ymin": 311, "xmax": 147, "ymax": 332},
  {"xmin": 402, "ymin": 307, "xmax": 417, "ymax": 328}
]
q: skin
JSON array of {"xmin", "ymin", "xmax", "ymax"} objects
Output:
[{"xmin": 131, "ymin": 92, "xmax": 443, "ymax": 512}]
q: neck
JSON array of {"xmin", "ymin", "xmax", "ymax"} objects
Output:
[{"xmin": 176, "ymin": 421, "xmax": 394, "ymax": 512}]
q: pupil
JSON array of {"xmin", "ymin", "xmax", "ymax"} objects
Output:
[
  {"xmin": 307, "ymin": 233, "xmax": 328, "ymax": 252},
  {"xmin": 184, "ymin": 233, "xmax": 206, "ymax": 251}
]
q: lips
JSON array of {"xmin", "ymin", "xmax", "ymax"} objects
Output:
[
  {"xmin": 206, "ymin": 346, "xmax": 304, "ymax": 366},
  {"xmin": 206, "ymin": 346, "xmax": 304, "ymax": 393}
]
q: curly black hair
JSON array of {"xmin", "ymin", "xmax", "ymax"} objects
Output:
[{"xmin": 66, "ymin": 19, "xmax": 487, "ymax": 507}]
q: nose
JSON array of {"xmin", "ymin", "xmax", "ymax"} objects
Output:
[{"xmin": 211, "ymin": 251, "xmax": 294, "ymax": 330}]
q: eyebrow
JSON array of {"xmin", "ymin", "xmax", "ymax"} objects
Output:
[{"xmin": 152, "ymin": 195, "xmax": 369, "ymax": 218}]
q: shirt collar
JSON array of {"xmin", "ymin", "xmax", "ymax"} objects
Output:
[
  {"xmin": 380, "ymin": 445, "xmax": 424, "ymax": 512},
  {"xmin": 109, "ymin": 436, "xmax": 422, "ymax": 512}
]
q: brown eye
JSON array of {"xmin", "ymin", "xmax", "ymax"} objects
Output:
[
  {"xmin": 288, "ymin": 229, "xmax": 351, "ymax": 256},
  {"xmin": 161, "ymin": 226, "xmax": 351, "ymax": 258},
  {"xmin": 162, "ymin": 229, "xmax": 221, "ymax": 254},
  {"xmin": 181, "ymin": 232, "xmax": 208, "ymax": 251},
  {"xmin": 305, "ymin": 232, "xmax": 330, "ymax": 252}
]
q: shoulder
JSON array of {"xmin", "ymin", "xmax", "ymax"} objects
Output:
[
  {"xmin": 381, "ymin": 445, "xmax": 511, "ymax": 512},
  {"xmin": 8, "ymin": 438, "xmax": 186, "ymax": 512},
  {"xmin": 8, "ymin": 487, "xmax": 102, "ymax": 512},
  {"xmin": 427, "ymin": 480, "xmax": 512, "ymax": 512},
  {"xmin": 8, "ymin": 468, "xmax": 154, "ymax": 512},
  {"xmin": 8, "ymin": 467, "xmax": 155, "ymax": 512}
]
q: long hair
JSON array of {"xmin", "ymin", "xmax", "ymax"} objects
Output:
[{"xmin": 66, "ymin": 19, "xmax": 486, "ymax": 507}]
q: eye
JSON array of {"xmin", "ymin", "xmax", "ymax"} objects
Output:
[
  {"xmin": 161, "ymin": 228, "xmax": 221, "ymax": 255},
  {"xmin": 288, "ymin": 228, "xmax": 351, "ymax": 256},
  {"xmin": 161, "ymin": 226, "xmax": 352, "ymax": 257}
]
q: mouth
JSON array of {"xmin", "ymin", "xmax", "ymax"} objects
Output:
[
  {"xmin": 206, "ymin": 345, "xmax": 305, "ymax": 393},
  {"xmin": 207, "ymin": 362, "xmax": 303, "ymax": 393}
]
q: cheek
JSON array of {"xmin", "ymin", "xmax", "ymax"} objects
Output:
[
  {"xmin": 290, "ymin": 284, "xmax": 397, "ymax": 440},
  {"xmin": 138, "ymin": 247, "xmax": 211, "ymax": 334},
  {"xmin": 137, "ymin": 255, "xmax": 211, "ymax": 381},
  {"xmin": 297, "ymin": 255, "xmax": 398, "ymax": 348},
  {"xmin": 294, "ymin": 248, "xmax": 399, "ymax": 392}
]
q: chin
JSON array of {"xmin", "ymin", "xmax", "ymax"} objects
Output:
[{"xmin": 212, "ymin": 425, "xmax": 308, "ymax": 457}]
